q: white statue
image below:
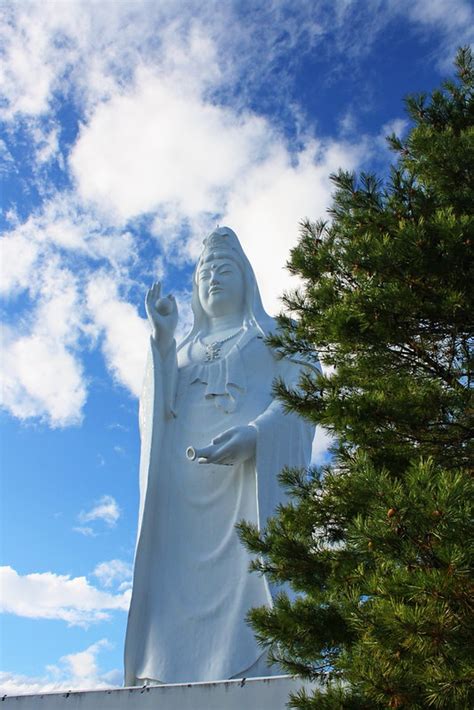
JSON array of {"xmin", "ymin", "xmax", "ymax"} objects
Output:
[{"xmin": 124, "ymin": 227, "xmax": 317, "ymax": 685}]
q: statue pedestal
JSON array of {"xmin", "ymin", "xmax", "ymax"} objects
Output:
[{"xmin": 2, "ymin": 675, "xmax": 316, "ymax": 709}]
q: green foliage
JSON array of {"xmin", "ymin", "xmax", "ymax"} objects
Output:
[{"xmin": 238, "ymin": 48, "xmax": 474, "ymax": 708}]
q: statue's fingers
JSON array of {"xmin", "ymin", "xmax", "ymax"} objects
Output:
[
  {"xmin": 196, "ymin": 444, "xmax": 216, "ymax": 461},
  {"xmin": 198, "ymin": 442, "xmax": 230, "ymax": 464},
  {"xmin": 212, "ymin": 430, "xmax": 232, "ymax": 445},
  {"xmin": 211, "ymin": 449, "xmax": 235, "ymax": 466},
  {"xmin": 167, "ymin": 294, "xmax": 178, "ymax": 313},
  {"xmin": 147, "ymin": 283, "xmax": 157, "ymax": 304},
  {"xmin": 147, "ymin": 282, "xmax": 159, "ymax": 302},
  {"xmin": 210, "ymin": 441, "xmax": 234, "ymax": 462},
  {"xmin": 197, "ymin": 442, "xmax": 234, "ymax": 465},
  {"xmin": 145, "ymin": 290, "xmax": 155, "ymax": 310}
]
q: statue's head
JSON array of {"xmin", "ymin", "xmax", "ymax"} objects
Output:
[
  {"xmin": 178, "ymin": 226, "xmax": 274, "ymax": 346},
  {"xmin": 195, "ymin": 228, "xmax": 245, "ymax": 318}
]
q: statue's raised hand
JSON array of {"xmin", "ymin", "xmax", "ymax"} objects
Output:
[{"xmin": 145, "ymin": 282, "xmax": 178, "ymax": 355}]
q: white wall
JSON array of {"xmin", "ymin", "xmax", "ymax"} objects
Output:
[{"xmin": 2, "ymin": 675, "xmax": 317, "ymax": 710}]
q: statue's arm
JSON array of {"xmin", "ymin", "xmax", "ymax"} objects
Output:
[
  {"xmin": 247, "ymin": 354, "xmax": 318, "ymax": 470},
  {"xmin": 138, "ymin": 335, "xmax": 178, "ymax": 437},
  {"xmin": 253, "ymin": 353, "xmax": 320, "ymax": 423},
  {"xmin": 138, "ymin": 281, "xmax": 180, "ymax": 436},
  {"xmin": 145, "ymin": 281, "xmax": 178, "ymax": 359}
]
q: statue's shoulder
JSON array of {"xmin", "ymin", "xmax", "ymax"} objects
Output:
[
  {"xmin": 238, "ymin": 323, "xmax": 314, "ymax": 377},
  {"xmin": 238, "ymin": 320, "xmax": 321, "ymax": 377}
]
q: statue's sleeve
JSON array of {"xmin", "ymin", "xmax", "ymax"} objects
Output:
[
  {"xmin": 249, "ymin": 356, "xmax": 318, "ymax": 533},
  {"xmin": 136, "ymin": 336, "xmax": 177, "ymax": 541},
  {"xmin": 125, "ymin": 337, "xmax": 177, "ymax": 684},
  {"xmin": 248, "ymin": 355, "xmax": 318, "ymax": 600}
]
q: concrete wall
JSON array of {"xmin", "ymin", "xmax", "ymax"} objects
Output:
[{"xmin": 2, "ymin": 675, "xmax": 315, "ymax": 709}]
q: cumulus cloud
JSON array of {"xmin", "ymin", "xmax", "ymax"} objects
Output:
[
  {"xmin": 2, "ymin": 1, "xmax": 470, "ymax": 123},
  {"xmin": 1, "ymin": 321, "xmax": 87, "ymax": 428},
  {"xmin": 311, "ymin": 427, "xmax": 335, "ymax": 466},
  {"xmin": 0, "ymin": 640, "xmax": 121, "ymax": 695},
  {"xmin": 0, "ymin": 250, "xmax": 87, "ymax": 427},
  {"xmin": 401, "ymin": 0, "xmax": 474, "ymax": 68},
  {"xmin": 0, "ymin": 194, "xmax": 137, "ymax": 271},
  {"xmin": 92, "ymin": 560, "xmax": 133, "ymax": 591},
  {"xmin": 0, "ymin": 227, "xmax": 41, "ymax": 297},
  {"xmin": 78, "ymin": 495, "xmax": 121, "ymax": 529},
  {"xmin": 73, "ymin": 526, "xmax": 96, "ymax": 538},
  {"xmin": 0, "ymin": 194, "xmax": 143, "ymax": 425},
  {"xmin": 0, "ymin": 566, "xmax": 130, "ymax": 626},
  {"xmin": 85, "ymin": 274, "xmax": 149, "ymax": 398},
  {"xmin": 221, "ymin": 138, "xmax": 365, "ymax": 314},
  {"xmin": 70, "ymin": 67, "xmax": 273, "ymax": 223},
  {"xmin": 56, "ymin": 639, "xmax": 114, "ymax": 683},
  {"xmin": 0, "ymin": 139, "xmax": 16, "ymax": 177}
]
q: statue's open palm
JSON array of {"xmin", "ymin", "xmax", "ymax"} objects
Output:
[{"xmin": 146, "ymin": 282, "xmax": 178, "ymax": 351}]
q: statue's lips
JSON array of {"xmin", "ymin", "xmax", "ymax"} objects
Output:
[{"xmin": 209, "ymin": 286, "xmax": 223, "ymax": 295}]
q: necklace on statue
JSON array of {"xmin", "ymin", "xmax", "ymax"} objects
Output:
[{"xmin": 202, "ymin": 328, "xmax": 243, "ymax": 362}]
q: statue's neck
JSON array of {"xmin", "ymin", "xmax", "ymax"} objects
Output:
[{"xmin": 205, "ymin": 314, "xmax": 243, "ymax": 338}]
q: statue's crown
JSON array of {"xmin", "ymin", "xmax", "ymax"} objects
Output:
[{"xmin": 200, "ymin": 227, "xmax": 240, "ymax": 259}]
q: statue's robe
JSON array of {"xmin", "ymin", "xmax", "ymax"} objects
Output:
[{"xmin": 124, "ymin": 327, "xmax": 316, "ymax": 685}]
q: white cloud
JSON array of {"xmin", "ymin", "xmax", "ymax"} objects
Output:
[
  {"xmin": 78, "ymin": 495, "xmax": 121, "ymax": 529},
  {"xmin": 0, "ymin": 227, "xmax": 41, "ymax": 297},
  {"xmin": 375, "ymin": 118, "xmax": 409, "ymax": 157},
  {"xmin": 1, "ymin": 0, "xmax": 470, "ymax": 126},
  {"xmin": 0, "ymin": 138, "xmax": 16, "ymax": 177},
  {"xmin": 311, "ymin": 427, "xmax": 335, "ymax": 466},
  {"xmin": 70, "ymin": 66, "xmax": 272, "ymax": 224},
  {"xmin": 222, "ymin": 138, "xmax": 365, "ymax": 314},
  {"xmin": 0, "ymin": 2, "xmax": 225, "ymax": 125},
  {"xmin": 92, "ymin": 560, "xmax": 133, "ymax": 590},
  {"xmin": 58, "ymin": 639, "xmax": 113, "ymax": 682},
  {"xmin": 0, "ymin": 194, "xmax": 137, "ymax": 266},
  {"xmin": 85, "ymin": 273, "xmax": 149, "ymax": 397},
  {"xmin": 401, "ymin": 0, "xmax": 474, "ymax": 68},
  {"xmin": 73, "ymin": 526, "xmax": 96, "ymax": 538},
  {"xmin": 380, "ymin": 118, "xmax": 409, "ymax": 140},
  {"xmin": 0, "ymin": 248, "xmax": 88, "ymax": 427},
  {"xmin": 0, "ymin": 640, "xmax": 121, "ymax": 695},
  {"xmin": 1, "ymin": 321, "xmax": 87, "ymax": 428},
  {"xmin": 0, "ymin": 5, "xmax": 62, "ymax": 119},
  {"xmin": 34, "ymin": 124, "xmax": 61, "ymax": 166},
  {"xmin": 0, "ymin": 566, "xmax": 130, "ymax": 626},
  {"xmin": 0, "ymin": 195, "xmax": 142, "ymax": 425},
  {"xmin": 107, "ymin": 423, "xmax": 129, "ymax": 432}
]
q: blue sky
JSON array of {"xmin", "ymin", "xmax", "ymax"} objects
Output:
[{"xmin": 1, "ymin": 0, "xmax": 473, "ymax": 694}]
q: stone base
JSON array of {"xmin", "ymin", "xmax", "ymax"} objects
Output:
[{"xmin": 2, "ymin": 675, "xmax": 315, "ymax": 709}]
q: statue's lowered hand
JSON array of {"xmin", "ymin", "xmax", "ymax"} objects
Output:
[
  {"xmin": 146, "ymin": 281, "xmax": 178, "ymax": 353},
  {"xmin": 186, "ymin": 426, "xmax": 257, "ymax": 466}
]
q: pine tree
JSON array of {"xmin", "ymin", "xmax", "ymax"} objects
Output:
[{"xmin": 238, "ymin": 48, "xmax": 474, "ymax": 709}]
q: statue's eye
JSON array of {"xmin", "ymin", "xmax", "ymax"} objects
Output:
[{"xmin": 200, "ymin": 271, "xmax": 210, "ymax": 280}]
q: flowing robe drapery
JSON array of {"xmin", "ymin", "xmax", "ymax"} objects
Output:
[{"xmin": 124, "ymin": 328, "xmax": 316, "ymax": 685}]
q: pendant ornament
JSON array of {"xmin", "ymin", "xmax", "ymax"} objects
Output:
[{"xmin": 203, "ymin": 329, "xmax": 243, "ymax": 361}]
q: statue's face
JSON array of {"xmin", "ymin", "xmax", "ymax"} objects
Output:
[{"xmin": 197, "ymin": 257, "xmax": 244, "ymax": 318}]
